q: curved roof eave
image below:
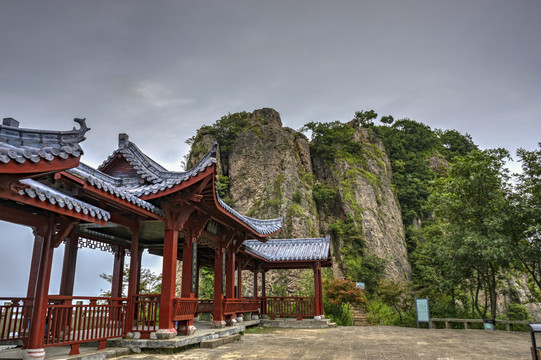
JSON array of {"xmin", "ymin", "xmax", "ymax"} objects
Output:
[
  {"xmin": 0, "ymin": 118, "xmax": 89, "ymax": 173},
  {"xmin": 213, "ymin": 188, "xmax": 283, "ymax": 239}
]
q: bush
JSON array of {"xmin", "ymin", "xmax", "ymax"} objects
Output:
[
  {"xmin": 323, "ymin": 298, "xmax": 353, "ymax": 326},
  {"xmin": 323, "ymin": 278, "xmax": 366, "ymax": 326}
]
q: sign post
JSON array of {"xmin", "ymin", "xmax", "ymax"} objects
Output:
[{"xmin": 415, "ymin": 297, "xmax": 430, "ymax": 328}]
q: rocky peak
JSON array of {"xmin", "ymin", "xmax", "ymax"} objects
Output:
[{"xmin": 252, "ymin": 108, "xmax": 282, "ymax": 127}]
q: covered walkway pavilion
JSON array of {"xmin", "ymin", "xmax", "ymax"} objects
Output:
[{"xmin": 0, "ymin": 118, "xmax": 331, "ymax": 359}]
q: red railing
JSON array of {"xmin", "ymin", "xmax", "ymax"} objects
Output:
[
  {"xmin": 224, "ymin": 298, "xmax": 260, "ymax": 315},
  {"xmin": 196, "ymin": 300, "xmax": 214, "ymax": 314},
  {"xmin": 0, "ymin": 298, "xmax": 32, "ymax": 342},
  {"xmin": 172, "ymin": 298, "xmax": 198, "ymax": 321},
  {"xmin": 133, "ymin": 295, "xmax": 198, "ymax": 337},
  {"xmin": 260, "ymin": 297, "xmax": 315, "ymax": 320},
  {"xmin": 44, "ymin": 296, "xmax": 127, "ymax": 349},
  {"xmin": 132, "ymin": 294, "xmax": 160, "ymax": 337}
]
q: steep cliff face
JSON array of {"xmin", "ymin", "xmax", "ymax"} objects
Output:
[
  {"xmin": 187, "ymin": 108, "xmax": 411, "ymax": 288},
  {"xmin": 312, "ymin": 127, "xmax": 411, "ymax": 281},
  {"xmin": 188, "ymin": 108, "xmax": 318, "ymax": 238}
]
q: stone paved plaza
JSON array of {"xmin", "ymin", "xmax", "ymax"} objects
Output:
[{"xmin": 112, "ymin": 326, "xmax": 532, "ymax": 360}]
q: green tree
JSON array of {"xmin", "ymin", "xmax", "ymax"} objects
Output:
[
  {"xmin": 438, "ymin": 129, "xmax": 477, "ymax": 159},
  {"xmin": 511, "ymin": 143, "xmax": 541, "ymax": 291},
  {"xmin": 426, "ymin": 149, "xmax": 513, "ymax": 319},
  {"xmin": 198, "ymin": 266, "xmax": 215, "ymax": 300},
  {"xmin": 353, "ymin": 110, "xmax": 378, "ymax": 127},
  {"xmin": 380, "ymin": 115, "xmax": 394, "ymax": 125},
  {"xmin": 99, "ymin": 266, "xmax": 162, "ymax": 297}
]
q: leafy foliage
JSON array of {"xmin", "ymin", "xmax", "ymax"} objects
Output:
[
  {"xmin": 422, "ymin": 149, "xmax": 513, "ymax": 319},
  {"xmin": 303, "ymin": 121, "xmax": 362, "ymax": 162},
  {"xmin": 99, "ymin": 266, "xmax": 162, "ymax": 297},
  {"xmin": 375, "ymin": 119, "xmax": 478, "ymax": 253},
  {"xmin": 198, "ymin": 266, "xmax": 215, "ymax": 300},
  {"xmin": 323, "ymin": 278, "xmax": 367, "ymax": 306},
  {"xmin": 375, "ymin": 279, "xmax": 413, "ymax": 323},
  {"xmin": 323, "ymin": 278, "xmax": 366, "ymax": 326},
  {"xmin": 512, "ymin": 143, "xmax": 541, "ymax": 290}
]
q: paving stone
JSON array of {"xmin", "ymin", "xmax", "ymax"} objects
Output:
[{"xmin": 104, "ymin": 326, "xmax": 532, "ymax": 360}]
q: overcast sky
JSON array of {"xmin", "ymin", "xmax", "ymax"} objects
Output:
[{"xmin": 1, "ymin": 0, "xmax": 540, "ymax": 296}]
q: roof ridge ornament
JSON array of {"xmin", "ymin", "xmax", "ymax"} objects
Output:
[
  {"xmin": 0, "ymin": 117, "xmax": 90, "ymax": 166},
  {"xmin": 118, "ymin": 133, "xmax": 129, "ymax": 148}
]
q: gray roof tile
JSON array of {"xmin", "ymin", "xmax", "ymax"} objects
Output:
[
  {"xmin": 67, "ymin": 163, "xmax": 165, "ymax": 217},
  {"xmin": 18, "ymin": 179, "xmax": 110, "ymax": 221},
  {"xmin": 244, "ymin": 236, "xmax": 330, "ymax": 262},
  {"xmin": 97, "ymin": 138, "xmax": 282, "ymax": 236},
  {"xmin": 0, "ymin": 118, "xmax": 89, "ymax": 165},
  {"xmin": 216, "ymin": 194, "xmax": 282, "ymax": 235}
]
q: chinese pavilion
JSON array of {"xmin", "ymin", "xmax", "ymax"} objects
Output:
[{"xmin": 0, "ymin": 118, "xmax": 331, "ymax": 359}]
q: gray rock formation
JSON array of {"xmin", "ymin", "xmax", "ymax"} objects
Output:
[{"xmin": 185, "ymin": 108, "xmax": 411, "ymax": 290}]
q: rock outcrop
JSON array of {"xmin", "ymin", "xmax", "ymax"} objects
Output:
[{"xmin": 185, "ymin": 108, "xmax": 411, "ymax": 291}]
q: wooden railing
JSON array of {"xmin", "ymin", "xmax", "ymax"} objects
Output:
[
  {"xmin": 172, "ymin": 298, "xmax": 198, "ymax": 321},
  {"xmin": 196, "ymin": 300, "xmax": 214, "ymax": 314},
  {"xmin": 224, "ymin": 298, "xmax": 260, "ymax": 315},
  {"xmin": 132, "ymin": 294, "xmax": 160, "ymax": 338},
  {"xmin": 133, "ymin": 295, "xmax": 198, "ymax": 337},
  {"xmin": 0, "ymin": 298, "xmax": 32, "ymax": 342},
  {"xmin": 44, "ymin": 296, "xmax": 127, "ymax": 353},
  {"xmin": 430, "ymin": 317, "xmax": 532, "ymax": 331},
  {"xmin": 260, "ymin": 297, "xmax": 315, "ymax": 320}
]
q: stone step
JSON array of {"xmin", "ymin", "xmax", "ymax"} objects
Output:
[
  {"xmin": 200, "ymin": 334, "xmax": 241, "ymax": 349},
  {"xmin": 353, "ymin": 313, "xmax": 371, "ymax": 326}
]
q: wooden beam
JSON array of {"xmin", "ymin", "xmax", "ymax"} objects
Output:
[
  {"xmin": 53, "ymin": 221, "xmax": 77, "ymax": 248},
  {"xmin": 140, "ymin": 166, "xmax": 215, "ymax": 200},
  {"xmin": 0, "ymin": 203, "xmax": 48, "ymax": 229},
  {"xmin": 0, "ymin": 157, "xmax": 80, "ymax": 174},
  {"xmin": 109, "ymin": 213, "xmax": 137, "ymax": 229},
  {"xmin": 0, "ymin": 187, "xmax": 108, "ymax": 226}
]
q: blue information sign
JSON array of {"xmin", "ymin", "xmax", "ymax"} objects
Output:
[{"xmin": 415, "ymin": 297, "xmax": 430, "ymax": 328}]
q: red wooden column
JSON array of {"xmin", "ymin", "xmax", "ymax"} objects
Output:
[
  {"xmin": 252, "ymin": 265, "xmax": 260, "ymax": 320},
  {"xmin": 26, "ymin": 234, "xmax": 44, "ymax": 301},
  {"xmin": 59, "ymin": 234, "xmax": 78, "ymax": 296},
  {"xmin": 313, "ymin": 262, "xmax": 322, "ymax": 319},
  {"xmin": 261, "ymin": 270, "xmax": 267, "ymax": 318},
  {"xmin": 25, "ymin": 218, "xmax": 55, "ymax": 360},
  {"xmin": 317, "ymin": 261, "xmax": 325, "ymax": 319},
  {"xmin": 181, "ymin": 237, "xmax": 194, "ymax": 297},
  {"xmin": 158, "ymin": 223, "xmax": 179, "ymax": 338},
  {"xmin": 157, "ymin": 207, "xmax": 193, "ymax": 339},
  {"xmin": 124, "ymin": 222, "xmax": 139, "ymax": 334},
  {"xmin": 111, "ymin": 246, "xmax": 125, "ymax": 298},
  {"xmin": 135, "ymin": 249, "xmax": 143, "ymax": 295},
  {"xmin": 225, "ymin": 245, "xmax": 236, "ymax": 325},
  {"xmin": 212, "ymin": 242, "xmax": 226, "ymax": 328},
  {"xmin": 181, "ymin": 217, "xmax": 208, "ymax": 298},
  {"xmin": 237, "ymin": 261, "xmax": 243, "ymax": 299}
]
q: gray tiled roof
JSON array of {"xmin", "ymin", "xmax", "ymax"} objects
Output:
[
  {"xmin": 96, "ymin": 137, "xmax": 282, "ymax": 236},
  {"xmin": 67, "ymin": 163, "xmax": 165, "ymax": 217},
  {"xmin": 18, "ymin": 179, "xmax": 110, "ymax": 221},
  {"xmin": 99, "ymin": 136, "xmax": 218, "ymax": 185},
  {"xmin": 0, "ymin": 118, "xmax": 89, "ymax": 165},
  {"xmin": 217, "ymin": 195, "xmax": 282, "ymax": 235},
  {"xmin": 244, "ymin": 236, "xmax": 330, "ymax": 262},
  {"xmin": 125, "ymin": 146, "xmax": 218, "ymax": 196}
]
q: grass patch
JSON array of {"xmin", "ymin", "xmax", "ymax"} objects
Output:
[{"xmin": 243, "ymin": 326, "xmax": 279, "ymax": 334}]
